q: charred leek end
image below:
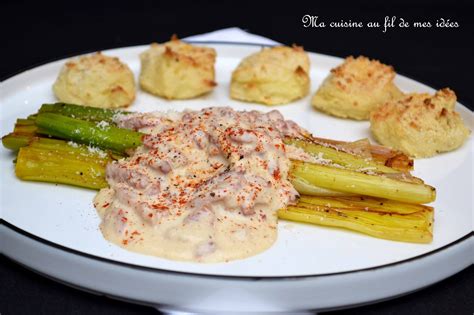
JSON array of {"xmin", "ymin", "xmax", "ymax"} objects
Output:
[
  {"xmin": 39, "ymin": 103, "xmax": 130, "ymax": 123},
  {"xmin": 278, "ymin": 198, "xmax": 434, "ymax": 243},
  {"xmin": 35, "ymin": 113, "xmax": 143, "ymax": 154},
  {"xmin": 13, "ymin": 118, "xmax": 38, "ymax": 134},
  {"xmin": 3, "ymin": 118, "xmax": 40, "ymax": 150},
  {"xmin": 369, "ymin": 147, "xmax": 414, "ymax": 171},
  {"xmin": 290, "ymin": 160, "xmax": 436, "ymax": 204},
  {"xmin": 2, "ymin": 118, "xmax": 40, "ymax": 151},
  {"xmin": 285, "ymin": 138, "xmax": 401, "ymax": 174},
  {"xmin": 15, "ymin": 138, "xmax": 111, "ymax": 190},
  {"xmin": 2, "ymin": 133, "xmax": 36, "ymax": 151},
  {"xmin": 310, "ymin": 136, "xmax": 414, "ymax": 172}
]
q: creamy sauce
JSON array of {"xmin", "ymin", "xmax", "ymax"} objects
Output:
[{"xmin": 94, "ymin": 107, "xmax": 307, "ymax": 262}]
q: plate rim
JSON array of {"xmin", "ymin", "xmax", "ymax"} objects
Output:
[
  {"xmin": 3, "ymin": 221, "xmax": 472, "ymax": 312},
  {"xmin": 1, "ymin": 41, "xmax": 473, "ymax": 280},
  {"xmin": 3, "ymin": 220, "xmax": 472, "ymax": 280}
]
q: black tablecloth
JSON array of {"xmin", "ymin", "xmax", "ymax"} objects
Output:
[{"xmin": 2, "ymin": 1, "xmax": 473, "ymax": 314}]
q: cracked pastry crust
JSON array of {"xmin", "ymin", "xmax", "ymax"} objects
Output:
[
  {"xmin": 311, "ymin": 56, "xmax": 403, "ymax": 120},
  {"xmin": 53, "ymin": 52, "xmax": 136, "ymax": 108},
  {"xmin": 370, "ymin": 88, "xmax": 470, "ymax": 158},
  {"xmin": 230, "ymin": 46, "xmax": 310, "ymax": 105},
  {"xmin": 139, "ymin": 37, "xmax": 217, "ymax": 99}
]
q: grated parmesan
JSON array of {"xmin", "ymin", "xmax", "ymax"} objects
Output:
[
  {"xmin": 96, "ymin": 120, "xmax": 110, "ymax": 130},
  {"xmin": 87, "ymin": 146, "xmax": 108, "ymax": 158}
]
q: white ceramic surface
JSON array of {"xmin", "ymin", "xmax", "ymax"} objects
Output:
[
  {"xmin": 1, "ymin": 42, "xmax": 473, "ymax": 312},
  {"xmin": 2, "ymin": 223, "xmax": 472, "ymax": 313}
]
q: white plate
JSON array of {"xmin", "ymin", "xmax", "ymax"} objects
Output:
[{"xmin": 1, "ymin": 42, "xmax": 473, "ymax": 312}]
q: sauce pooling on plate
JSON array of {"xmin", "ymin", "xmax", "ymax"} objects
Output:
[{"xmin": 94, "ymin": 107, "xmax": 306, "ymax": 262}]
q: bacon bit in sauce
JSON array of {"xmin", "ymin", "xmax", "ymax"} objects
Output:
[
  {"xmin": 151, "ymin": 204, "xmax": 169, "ymax": 211},
  {"xmin": 273, "ymin": 169, "xmax": 281, "ymax": 180},
  {"xmin": 96, "ymin": 107, "xmax": 307, "ymax": 263}
]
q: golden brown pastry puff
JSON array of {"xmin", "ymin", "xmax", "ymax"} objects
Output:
[
  {"xmin": 139, "ymin": 37, "xmax": 217, "ymax": 99},
  {"xmin": 230, "ymin": 45, "xmax": 310, "ymax": 105},
  {"xmin": 370, "ymin": 88, "xmax": 470, "ymax": 158},
  {"xmin": 312, "ymin": 56, "xmax": 403, "ymax": 120},
  {"xmin": 53, "ymin": 52, "xmax": 136, "ymax": 108}
]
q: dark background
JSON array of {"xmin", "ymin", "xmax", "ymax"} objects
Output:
[
  {"xmin": 1, "ymin": 0, "xmax": 473, "ymax": 314},
  {"xmin": 2, "ymin": 0, "xmax": 474, "ymax": 108}
]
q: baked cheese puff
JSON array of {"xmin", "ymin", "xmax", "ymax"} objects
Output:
[
  {"xmin": 312, "ymin": 56, "xmax": 403, "ymax": 120},
  {"xmin": 230, "ymin": 46, "xmax": 310, "ymax": 105},
  {"xmin": 53, "ymin": 52, "xmax": 136, "ymax": 108},
  {"xmin": 139, "ymin": 37, "xmax": 217, "ymax": 99},
  {"xmin": 370, "ymin": 88, "xmax": 470, "ymax": 158}
]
